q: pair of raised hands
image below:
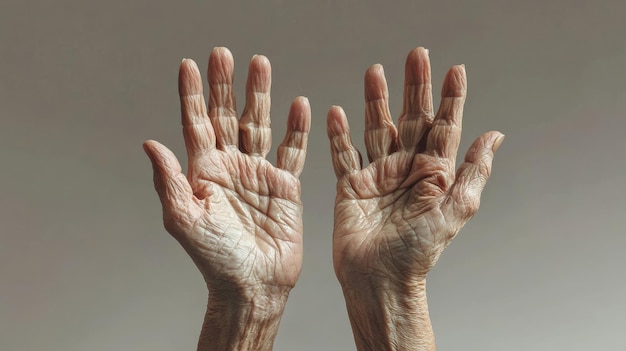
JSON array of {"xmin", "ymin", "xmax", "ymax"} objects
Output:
[{"xmin": 143, "ymin": 47, "xmax": 503, "ymax": 351}]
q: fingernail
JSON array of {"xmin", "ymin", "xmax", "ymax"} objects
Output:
[{"xmin": 492, "ymin": 133, "xmax": 505, "ymax": 152}]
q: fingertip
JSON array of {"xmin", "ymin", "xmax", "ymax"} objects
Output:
[
  {"xmin": 181, "ymin": 57, "xmax": 194, "ymax": 65},
  {"xmin": 143, "ymin": 141, "xmax": 191, "ymax": 206},
  {"xmin": 365, "ymin": 64, "xmax": 384, "ymax": 81},
  {"xmin": 493, "ymin": 132, "xmax": 505, "ymax": 152},
  {"xmin": 288, "ymin": 96, "xmax": 311, "ymax": 132},
  {"xmin": 328, "ymin": 105, "xmax": 346, "ymax": 119},
  {"xmin": 365, "ymin": 64, "xmax": 388, "ymax": 100},
  {"xmin": 142, "ymin": 139, "xmax": 154, "ymax": 150},
  {"xmin": 144, "ymin": 139, "xmax": 182, "ymax": 172},
  {"xmin": 211, "ymin": 46, "xmax": 233, "ymax": 59},
  {"xmin": 478, "ymin": 131, "xmax": 504, "ymax": 149},
  {"xmin": 180, "ymin": 58, "xmax": 199, "ymax": 72},
  {"xmin": 208, "ymin": 47, "xmax": 234, "ymax": 84},
  {"xmin": 329, "ymin": 105, "xmax": 344, "ymax": 113},
  {"xmin": 142, "ymin": 140, "xmax": 165, "ymax": 179},
  {"xmin": 247, "ymin": 54, "xmax": 271, "ymax": 92},
  {"xmin": 179, "ymin": 58, "xmax": 203, "ymax": 95},
  {"xmin": 327, "ymin": 105, "xmax": 348, "ymax": 137},
  {"xmin": 411, "ymin": 46, "xmax": 429, "ymax": 57},
  {"xmin": 251, "ymin": 53, "xmax": 270, "ymax": 63},
  {"xmin": 366, "ymin": 63, "xmax": 384, "ymax": 76},
  {"xmin": 142, "ymin": 139, "xmax": 162, "ymax": 160},
  {"xmin": 293, "ymin": 95, "xmax": 310, "ymax": 109},
  {"xmin": 405, "ymin": 47, "xmax": 431, "ymax": 85},
  {"xmin": 462, "ymin": 131, "xmax": 502, "ymax": 164},
  {"xmin": 250, "ymin": 54, "xmax": 271, "ymax": 71},
  {"xmin": 442, "ymin": 65, "xmax": 467, "ymax": 98}
]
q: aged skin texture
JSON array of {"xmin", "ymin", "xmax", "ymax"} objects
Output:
[
  {"xmin": 327, "ymin": 47, "xmax": 504, "ymax": 351},
  {"xmin": 145, "ymin": 45, "xmax": 502, "ymax": 351},
  {"xmin": 144, "ymin": 47, "xmax": 310, "ymax": 351}
]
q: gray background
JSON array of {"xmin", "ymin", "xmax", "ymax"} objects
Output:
[{"xmin": 2, "ymin": 0, "xmax": 626, "ymax": 350}]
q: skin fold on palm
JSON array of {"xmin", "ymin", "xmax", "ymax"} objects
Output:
[
  {"xmin": 144, "ymin": 47, "xmax": 311, "ymax": 299},
  {"xmin": 328, "ymin": 47, "xmax": 504, "ymax": 288}
]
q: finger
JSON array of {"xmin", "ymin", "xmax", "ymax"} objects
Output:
[
  {"xmin": 207, "ymin": 47, "xmax": 239, "ymax": 150},
  {"xmin": 179, "ymin": 59, "xmax": 216, "ymax": 160},
  {"xmin": 425, "ymin": 65, "xmax": 467, "ymax": 162},
  {"xmin": 143, "ymin": 140, "xmax": 194, "ymax": 212},
  {"xmin": 277, "ymin": 97, "xmax": 311, "ymax": 177},
  {"xmin": 327, "ymin": 106, "xmax": 363, "ymax": 179},
  {"xmin": 240, "ymin": 55, "xmax": 272, "ymax": 157},
  {"xmin": 398, "ymin": 47, "xmax": 434, "ymax": 152},
  {"xmin": 364, "ymin": 64, "xmax": 398, "ymax": 162},
  {"xmin": 442, "ymin": 131, "xmax": 504, "ymax": 222}
]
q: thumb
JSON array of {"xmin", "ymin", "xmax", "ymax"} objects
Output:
[
  {"xmin": 143, "ymin": 140, "xmax": 193, "ymax": 212},
  {"xmin": 443, "ymin": 131, "xmax": 504, "ymax": 223}
]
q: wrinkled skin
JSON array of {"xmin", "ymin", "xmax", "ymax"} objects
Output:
[
  {"xmin": 328, "ymin": 47, "xmax": 504, "ymax": 286},
  {"xmin": 144, "ymin": 47, "xmax": 311, "ymax": 297}
]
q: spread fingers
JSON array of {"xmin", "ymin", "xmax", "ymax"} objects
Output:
[
  {"xmin": 364, "ymin": 64, "xmax": 398, "ymax": 162},
  {"xmin": 277, "ymin": 97, "xmax": 311, "ymax": 177},
  {"xmin": 240, "ymin": 55, "xmax": 272, "ymax": 157}
]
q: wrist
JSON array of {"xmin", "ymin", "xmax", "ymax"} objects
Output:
[
  {"xmin": 341, "ymin": 278, "xmax": 435, "ymax": 351},
  {"xmin": 208, "ymin": 285, "xmax": 290, "ymax": 320},
  {"xmin": 337, "ymin": 267, "xmax": 427, "ymax": 293},
  {"xmin": 198, "ymin": 287, "xmax": 290, "ymax": 351}
]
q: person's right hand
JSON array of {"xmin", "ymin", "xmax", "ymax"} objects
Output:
[
  {"xmin": 144, "ymin": 46, "xmax": 310, "ymax": 309},
  {"xmin": 327, "ymin": 48, "xmax": 503, "ymax": 351},
  {"xmin": 328, "ymin": 47, "xmax": 503, "ymax": 288}
]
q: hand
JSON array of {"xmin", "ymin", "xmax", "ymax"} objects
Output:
[
  {"xmin": 144, "ymin": 47, "xmax": 310, "ymax": 350},
  {"xmin": 327, "ymin": 47, "xmax": 503, "ymax": 350},
  {"xmin": 328, "ymin": 47, "xmax": 503, "ymax": 286}
]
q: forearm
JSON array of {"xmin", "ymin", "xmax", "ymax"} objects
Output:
[
  {"xmin": 197, "ymin": 289, "xmax": 289, "ymax": 351},
  {"xmin": 341, "ymin": 278, "xmax": 435, "ymax": 351}
]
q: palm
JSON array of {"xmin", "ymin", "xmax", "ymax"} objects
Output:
[
  {"xmin": 145, "ymin": 48, "xmax": 310, "ymax": 293},
  {"xmin": 184, "ymin": 151, "xmax": 303, "ymax": 289},
  {"xmin": 328, "ymin": 48, "xmax": 503, "ymax": 283},
  {"xmin": 334, "ymin": 151, "xmax": 453, "ymax": 282}
]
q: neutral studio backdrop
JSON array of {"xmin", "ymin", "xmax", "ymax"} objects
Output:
[{"xmin": 2, "ymin": 0, "xmax": 626, "ymax": 350}]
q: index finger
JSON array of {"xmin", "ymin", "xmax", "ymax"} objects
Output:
[
  {"xmin": 179, "ymin": 59, "xmax": 216, "ymax": 159},
  {"xmin": 425, "ymin": 65, "xmax": 466, "ymax": 162},
  {"xmin": 277, "ymin": 97, "xmax": 311, "ymax": 177}
]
